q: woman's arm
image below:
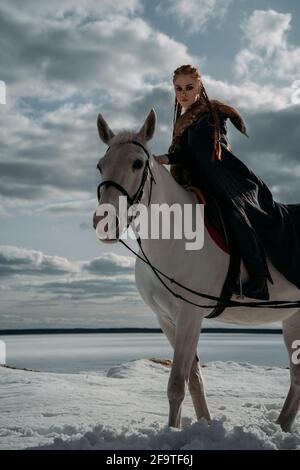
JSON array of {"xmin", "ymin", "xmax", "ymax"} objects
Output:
[
  {"xmin": 167, "ymin": 111, "xmax": 223, "ymax": 165},
  {"xmin": 165, "ymin": 150, "xmax": 185, "ymax": 164},
  {"xmin": 186, "ymin": 113, "xmax": 216, "ymax": 163}
]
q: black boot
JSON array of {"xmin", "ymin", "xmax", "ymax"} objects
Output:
[
  {"xmin": 226, "ymin": 209, "xmax": 270, "ymax": 300},
  {"xmin": 233, "ymin": 275, "xmax": 269, "ymax": 300}
]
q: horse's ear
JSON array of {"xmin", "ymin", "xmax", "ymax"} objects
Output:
[
  {"xmin": 97, "ymin": 113, "xmax": 115, "ymax": 144},
  {"xmin": 136, "ymin": 108, "xmax": 156, "ymax": 142}
]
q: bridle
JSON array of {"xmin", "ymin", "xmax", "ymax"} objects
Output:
[
  {"xmin": 97, "ymin": 140, "xmax": 156, "ymax": 209},
  {"xmin": 96, "ymin": 140, "xmax": 300, "ymax": 312}
]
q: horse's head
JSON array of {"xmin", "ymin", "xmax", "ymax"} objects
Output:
[{"xmin": 93, "ymin": 108, "xmax": 157, "ymax": 242}]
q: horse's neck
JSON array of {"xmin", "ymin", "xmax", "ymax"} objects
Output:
[{"xmin": 149, "ymin": 161, "xmax": 194, "ymax": 206}]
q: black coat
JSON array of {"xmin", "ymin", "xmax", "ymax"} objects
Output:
[{"xmin": 167, "ymin": 111, "xmax": 300, "ymax": 289}]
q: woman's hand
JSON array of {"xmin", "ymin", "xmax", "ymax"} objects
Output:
[{"xmin": 153, "ymin": 154, "xmax": 169, "ymax": 165}]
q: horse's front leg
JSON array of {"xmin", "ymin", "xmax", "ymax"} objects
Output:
[
  {"xmin": 188, "ymin": 354, "xmax": 211, "ymax": 422},
  {"xmin": 168, "ymin": 309, "xmax": 203, "ymax": 428}
]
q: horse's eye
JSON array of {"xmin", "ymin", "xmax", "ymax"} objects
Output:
[{"xmin": 133, "ymin": 159, "xmax": 143, "ymax": 170}]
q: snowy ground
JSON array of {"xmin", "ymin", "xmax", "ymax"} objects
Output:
[{"xmin": 1, "ymin": 359, "xmax": 300, "ymax": 450}]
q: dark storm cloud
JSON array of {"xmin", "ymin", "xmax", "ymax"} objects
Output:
[
  {"xmin": 236, "ymin": 106, "xmax": 300, "ymax": 163},
  {"xmin": 0, "ymin": 157, "xmax": 94, "ymax": 199},
  {"xmin": 227, "ymin": 105, "xmax": 300, "ymax": 203}
]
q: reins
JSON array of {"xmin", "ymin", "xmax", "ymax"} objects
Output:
[{"xmin": 97, "ymin": 140, "xmax": 300, "ymax": 313}]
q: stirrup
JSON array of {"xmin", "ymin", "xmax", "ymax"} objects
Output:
[
  {"xmin": 234, "ymin": 274, "xmax": 244, "ymax": 299},
  {"xmin": 234, "ymin": 275, "xmax": 270, "ymax": 300},
  {"xmin": 241, "ymin": 277, "xmax": 270, "ymax": 300}
]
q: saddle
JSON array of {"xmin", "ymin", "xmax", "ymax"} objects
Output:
[
  {"xmin": 186, "ymin": 185, "xmax": 230, "ymax": 252},
  {"xmin": 186, "ymin": 185, "xmax": 241, "ymax": 318}
]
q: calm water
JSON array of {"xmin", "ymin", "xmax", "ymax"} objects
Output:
[{"xmin": 0, "ymin": 333, "xmax": 289, "ymax": 373}]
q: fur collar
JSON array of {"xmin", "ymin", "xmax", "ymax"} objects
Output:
[{"xmin": 168, "ymin": 98, "xmax": 248, "ymax": 153}]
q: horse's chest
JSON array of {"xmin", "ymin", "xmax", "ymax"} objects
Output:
[{"xmin": 135, "ymin": 261, "xmax": 179, "ymax": 321}]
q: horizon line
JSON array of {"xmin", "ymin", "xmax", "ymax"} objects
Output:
[{"xmin": 0, "ymin": 327, "xmax": 283, "ymax": 335}]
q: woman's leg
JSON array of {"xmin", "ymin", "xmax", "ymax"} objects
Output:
[{"xmin": 225, "ymin": 208, "xmax": 270, "ymax": 300}]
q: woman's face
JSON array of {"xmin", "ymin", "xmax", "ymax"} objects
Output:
[{"xmin": 173, "ymin": 74, "xmax": 201, "ymax": 110}]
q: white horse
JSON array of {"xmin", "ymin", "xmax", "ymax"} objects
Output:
[{"xmin": 93, "ymin": 108, "xmax": 300, "ymax": 432}]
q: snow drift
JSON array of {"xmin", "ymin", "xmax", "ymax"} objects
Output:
[{"xmin": 0, "ymin": 359, "xmax": 300, "ymax": 450}]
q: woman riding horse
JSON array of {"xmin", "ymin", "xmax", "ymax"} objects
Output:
[{"xmin": 154, "ymin": 64, "xmax": 300, "ymax": 301}]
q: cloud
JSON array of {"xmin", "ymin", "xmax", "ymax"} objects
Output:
[
  {"xmin": 0, "ymin": 244, "xmax": 136, "ymax": 300},
  {"xmin": 0, "ymin": 102, "xmax": 112, "ymax": 203},
  {"xmin": 157, "ymin": 0, "xmax": 232, "ymax": 33},
  {"xmin": 34, "ymin": 199, "xmax": 96, "ymax": 216},
  {"xmin": 0, "ymin": 245, "xmax": 142, "ymax": 325},
  {"xmin": 0, "ymin": 1, "xmax": 299, "ymax": 219},
  {"xmin": 1, "ymin": 70, "xmax": 295, "ymax": 210},
  {"xmin": 0, "ymin": 245, "xmax": 142, "ymax": 328},
  {"xmin": 199, "ymin": 75, "xmax": 294, "ymax": 111},
  {"xmin": 83, "ymin": 252, "xmax": 135, "ymax": 275},
  {"xmin": 0, "ymin": 245, "xmax": 135, "ymax": 279},
  {"xmin": 0, "ymin": 245, "xmax": 79, "ymax": 277},
  {"xmin": 7, "ymin": 0, "xmax": 142, "ymax": 18},
  {"xmin": 0, "ymin": 0, "xmax": 198, "ymax": 213},
  {"xmin": 0, "ymin": 1, "xmax": 194, "ymax": 104},
  {"xmin": 25, "ymin": 275, "xmax": 136, "ymax": 301},
  {"xmin": 228, "ymin": 105, "xmax": 300, "ymax": 203},
  {"xmin": 0, "ymin": 202, "xmax": 13, "ymax": 217},
  {"xmin": 235, "ymin": 9, "xmax": 300, "ymax": 81}
]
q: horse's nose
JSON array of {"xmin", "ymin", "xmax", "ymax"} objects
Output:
[{"xmin": 93, "ymin": 211, "xmax": 105, "ymax": 229}]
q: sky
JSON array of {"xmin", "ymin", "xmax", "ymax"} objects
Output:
[{"xmin": 0, "ymin": 0, "xmax": 300, "ymax": 329}]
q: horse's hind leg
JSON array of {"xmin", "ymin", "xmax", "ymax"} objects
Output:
[{"xmin": 277, "ymin": 311, "xmax": 300, "ymax": 432}]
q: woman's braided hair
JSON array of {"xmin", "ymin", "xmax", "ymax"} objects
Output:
[{"xmin": 172, "ymin": 64, "xmax": 222, "ymax": 161}]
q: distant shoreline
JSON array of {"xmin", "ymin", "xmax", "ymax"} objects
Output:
[{"xmin": 0, "ymin": 328, "xmax": 282, "ymax": 335}]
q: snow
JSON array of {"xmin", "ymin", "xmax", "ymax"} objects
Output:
[{"xmin": 1, "ymin": 359, "xmax": 300, "ymax": 450}]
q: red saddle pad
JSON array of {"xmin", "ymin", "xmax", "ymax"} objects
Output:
[{"xmin": 187, "ymin": 186, "xmax": 230, "ymax": 254}]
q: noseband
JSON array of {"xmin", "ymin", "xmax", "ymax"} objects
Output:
[{"xmin": 96, "ymin": 140, "xmax": 156, "ymax": 208}]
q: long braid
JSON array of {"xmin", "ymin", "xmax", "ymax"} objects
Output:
[
  {"xmin": 172, "ymin": 96, "xmax": 182, "ymax": 136},
  {"xmin": 201, "ymin": 85, "xmax": 222, "ymax": 161}
]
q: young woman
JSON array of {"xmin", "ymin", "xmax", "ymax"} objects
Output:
[{"xmin": 154, "ymin": 64, "xmax": 300, "ymax": 300}]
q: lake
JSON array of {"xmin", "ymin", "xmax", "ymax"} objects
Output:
[{"xmin": 0, "ymin": 332, "xmax": 289, "ymax": 373}]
